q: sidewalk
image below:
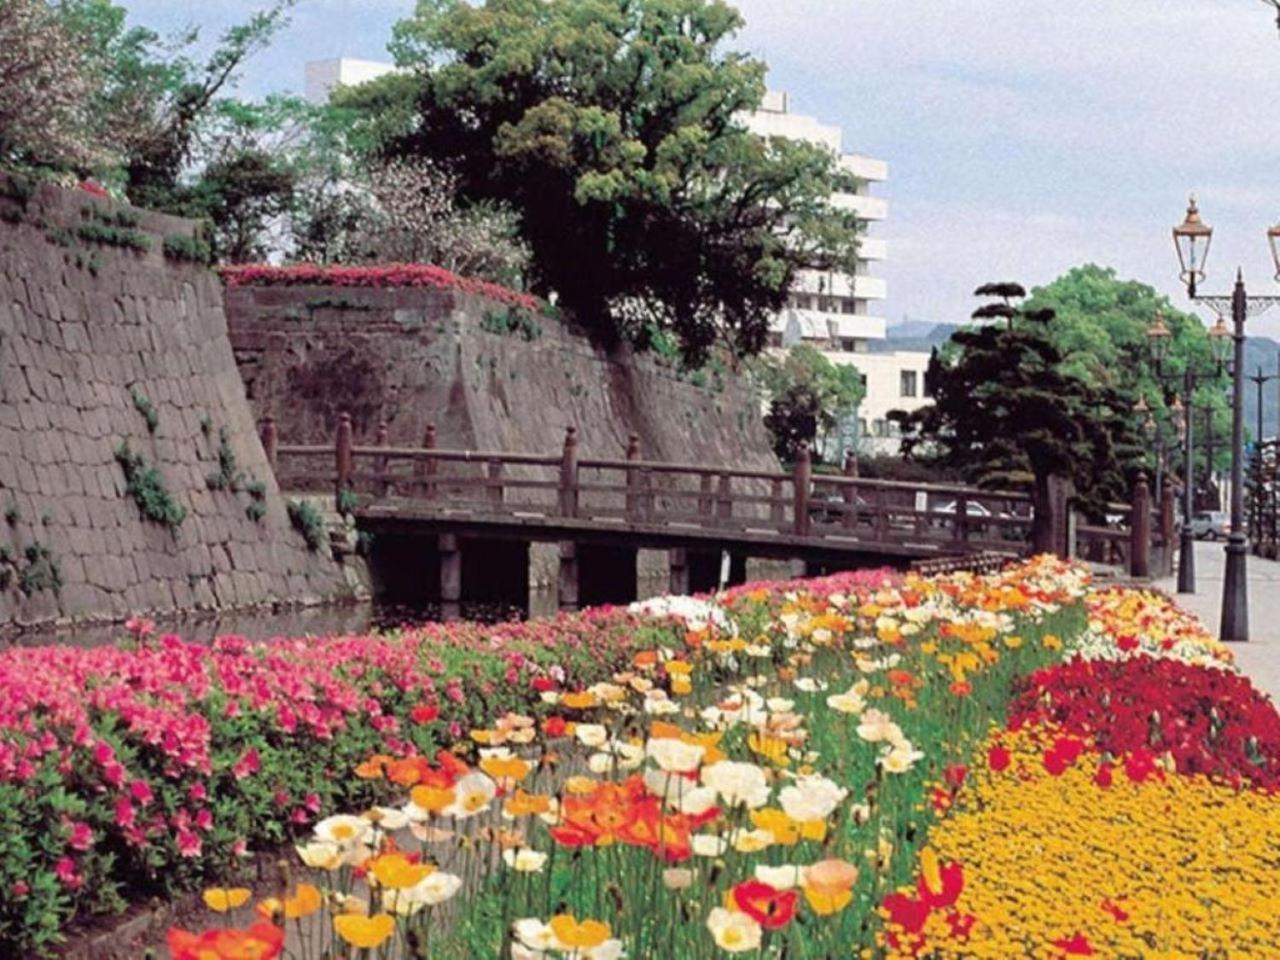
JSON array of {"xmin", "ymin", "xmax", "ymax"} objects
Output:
[{"xmin": 1154, "ymin": 541, "xmax": 1280, "ymax": 700}]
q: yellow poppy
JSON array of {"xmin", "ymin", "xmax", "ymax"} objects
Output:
[
  {"xmin": 334, "ymin": 912, "xmax": 395, "ymax": 949},
  {"xmin": 201, "ymin": 887, "xmax": 252, "ymax": 912}
]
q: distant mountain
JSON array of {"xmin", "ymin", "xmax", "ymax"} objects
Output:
[
  {"xmin": 1243, "ymin": 336, "xmax": 1280, "ymax": 441},
  {"xmin": 871, "ymin": 320, "xmax": 957, "ymax": 354}
]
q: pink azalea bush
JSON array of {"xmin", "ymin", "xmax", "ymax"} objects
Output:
[
  {"xmin": 0, "ymin": 608, "xmax": 656, "ymax": 954},
  {"xmin": 218, "ymin": 262, "xmax": 542, "ymax": 312},
  {"xmin": 0, "ymin": 572, "xmax": 901, "ymax": 954}
]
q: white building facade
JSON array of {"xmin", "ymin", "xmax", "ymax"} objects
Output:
[
  {"xmin": 742, "ymin": 91, "xmax": 930, "ymax": 457},
  {"xmin": 305, "ymin": 58, "xmax": 396, "ymax": 105}
]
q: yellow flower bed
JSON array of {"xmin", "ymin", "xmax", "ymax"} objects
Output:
[{"xmin": 885, "ymin": 728, "xmax": 1280, "ymax": 958}]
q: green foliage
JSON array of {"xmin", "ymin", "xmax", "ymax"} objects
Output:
[
  {"xmin": 114, "ymin": 441, "xmax": 186, "ymax": 528},
  {"xmin": 899, "ymin": 283, "xmax": 1146, "ymax": 529},
  {"xmin": 0, "ymin": 172, "xmax": 36, "ymax": 208},
  {"xmin": 129, "ymin": 389, "xmax": 158, "ymax": 432},
  {"xmin": 17, "ymin": 542, "xmax": 61, "ymax": 595},
  {"xmin": 244, "ymin": 500, "xmax": 267, "ymax": 523},
  {"xmin": 1023, "ymin": 264, "xmax": 1232, "ymax": 474},
  {"xmin": 287, "ymin": 499, "xmax": 325, "ymax": 551},
  {"xmin": 4, "ymin": 502, "xmax": 19, "ymax": 525},
  {"xmin": 162, "ymin": 233, "xmax": 213, "ymax": 264},
  {"xmin": 335, "ymin": 487, "xmax": 359, "ymax": 517},
  {"xmin": 480, "ymin": 307, "xmax": 542, "ymax": 341},
  {"xmin": 347, "ymin": 0, "xmax": 859, "ymax": 365},
  {"xmin": 757, "ymin": 344, "xmax": 866, "ymax": 462},
  {"xmin": 205, "ymin": 427, "xmax": 240, "ymax": 491},
  {"xmin": 74, "ymin": 220, "xmax": 151, "ymax": 252}
]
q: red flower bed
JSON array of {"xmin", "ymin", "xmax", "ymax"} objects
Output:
[
  {"xmin": 218, "ymin": 263, "xmax": 541, "ymax": 312},
  {"xmin": 1009, "ymin": 654, "xmax": 1280, "ymax": 790}
]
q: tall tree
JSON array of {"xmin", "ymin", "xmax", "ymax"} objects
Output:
[
  {"xmin": 898, "ymin": 284, "xmax": 1146, "ymax": 550},
  {"xmin": 757, "ymin": 345, "xmax": 865, "ymax": 462},
  {"xmin": 0, "ymin": 0, "xmax": 100, "ymax": 171},
  {"xmin": 1023, "ymin": 264, "xmax": 1231, "ymax": 474},
  {"xmin": 343, "ymin": 0, "xmax": 860, "ymax": 365}
]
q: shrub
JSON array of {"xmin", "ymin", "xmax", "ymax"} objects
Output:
[
  {"xmin": 205, "ymin": 428, "xmax": 239, "ymax": 492},
  {"xmin": 163, "ymin": 233, "xmax": 213, "ymax": 264},
  {"xmin": 480, "ymin": 306, "xmax": 542, "ymax": 341},
  {"xmin": 129, "ymin": 390, "xmax": 158, "ymax": 433},
  {"xmin": 75, "ymin": 221, "xmax": 151, "ymax": 253},
  {"xmin": 287, "ymin": 499, "xmax": 325, "ymax": 551},
  {"xmin": 17, "ymin": 542, "xmax": 60, "ymax": 595},
  {"xmin": 114, "ymin": 441, "xmax": 186, "ymax": 528},
  {"xmin": 218, "ymin": 263, "xmax": 541, "ymax": 313}
]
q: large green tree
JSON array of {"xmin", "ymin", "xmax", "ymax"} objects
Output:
[
  {"xmin": 757, "ymin": 345, "xmax": 865, "ymax": 462},
  {"xmin": 898, "ymin": 284, "xmax": 1147, "ymax": 550},
  {"xmin": 344, "ymin": 0, "xmax": 860, "ymax": 364},
  {"xmin": 1023, "ymin": 264, "xmax": 1232, "ymax": 478}
]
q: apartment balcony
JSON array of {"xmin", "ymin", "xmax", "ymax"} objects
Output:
[
  {"xmin": 832, "ymin": 192, "xmax": 888, "ymax": 221},
  {"xmin": 793, "ymin": 271, "xmax": 887, "ymax": 301},
  {"xmin": 777, "ymin": 309, "xmax": 887, "ymax": 344},
  {"xmin": 858, "ymin": 237, "xmax": 888, "ymax": 261},
  {"xmin": 839, "ymin": 153, "xmax": 889, "ymax": 182}
]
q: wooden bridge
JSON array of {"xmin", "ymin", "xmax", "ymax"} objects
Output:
[{"xmin": 261, "ymin": 414, "xmax": 1171, "ymax": 619}]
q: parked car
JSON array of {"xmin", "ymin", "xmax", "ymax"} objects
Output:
[
  {"xmin": 1190, "ymin": 511, "xmax": 1229, "ymax": 540},
  {"xmin": 808, "ymin": 491, "xmax": 872, "ymax": 525},
  {"xmin": 934, "ymin": 500, "xmax": 994, "ymax": 518}
]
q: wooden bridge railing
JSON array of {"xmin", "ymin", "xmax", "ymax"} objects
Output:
[{"xmin": 260, "ymin": 414, "xmax": 1163, "ymax": 574}]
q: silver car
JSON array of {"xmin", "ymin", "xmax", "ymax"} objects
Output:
[{"xmin": 1189, "ymin": 511, "xmax": 1229, "ymax": 540}]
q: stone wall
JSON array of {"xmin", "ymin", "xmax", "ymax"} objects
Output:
[
  {"xmin": 0, "ymin": 177, "xmax": 353, "ymax": 631},
  {"xmin": 225, "ymin": 284, "xmax": 779, "ymax": 469}
]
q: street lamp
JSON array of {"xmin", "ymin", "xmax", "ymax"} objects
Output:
[
  {"xmin": 1144, "ymin": 311, "xmax": 1220, "ymax": 595},
  {"xmin": 1171, "ymin": 195, "xmax": 1280, "ymax": 642}
]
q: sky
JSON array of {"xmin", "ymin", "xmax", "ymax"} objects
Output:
[{"xmin": 119, "ymin": 0, "xmax": 1280, "ymax": 338}]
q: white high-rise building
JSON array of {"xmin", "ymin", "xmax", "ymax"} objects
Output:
[
  {"xmin": 305, "ymin": 58, "xmax": 396, "ymax": 105},
  {"xmin": 743, "ymin": 90, "xmax": 929, "ymax": 457}
]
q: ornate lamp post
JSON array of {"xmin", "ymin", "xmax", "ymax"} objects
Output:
[
  {"xmin": 1144, "ymin": 311, "xmax": 1226, "ymax": 594},
  {"xmin": 1171, "ymin": 196, "xmax": 1280, "ymax": 641}
]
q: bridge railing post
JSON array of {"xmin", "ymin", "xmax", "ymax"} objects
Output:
[
  {"xmin": 793, "ymin": 442, "xmax": 811, "ymax": 537},
  {"xmin": 953, "ymin": 493, "xmax": 970, "ymax": 546},
  {"xmin": 260, "ymin": 414, "xmax": 277, "ymax": 472},
  {"xmin": 1130, "ymin": 472, "xmax": 1151, "ymax": 578},
  {"xmin": 487, "ymin": 458, "xmax": 505, "ymax": 510},
  {"xmin": 417, "ymin": 424, "xmax": 437, "ymax": 500},
  {"xmin": 716, "ymin": 473, "xmax": 733, "ymax": 526},
  {"xmin": 335, "ymin": 412, "xmax": 353, "ymax": 504},
  {"xmin": 375, "ymin": 419, "xmax": 389, "ymax": 497},
  {"xmin": 625, "ymin": 435, "xmax": 641, "ymax": 521},
  {"xmin": 698, "ymin": 474, "xmax": 713, "ymax": 517},
  {"xmin": 559, "ymin": 427, "xmax": 579, "ymax": 518},
  {"xmin": 842, "ymin": 451, "xmax": 858, "ymax": 529}
]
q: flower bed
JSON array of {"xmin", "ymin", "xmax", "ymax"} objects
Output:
[
  {"xmin": 0, "ymin": 570, "xmax": 894, "ymax": 956},
  {"xmin": 218, "ymin": 263, "xmax": 542, "ymax": 312},
  {"xmin": 165, "ymin": 557, "xmax": 1099, "ymax": 958},
  {"xmin": 14, "ymin": 558, "xmax": 1280, "ymax": 957}
]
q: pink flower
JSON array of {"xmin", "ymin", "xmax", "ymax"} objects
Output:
[
  {"xmin": 189, "ymin": 782, "xmax": 207, "ymax": 803},
  {"xmin": 130, "ymin": 780, "xmax": 154, "ymax": 805},
  {"xmin": 67, "ymin": 821, "xmax": 93, "ymax": 852},
  {"xmin": 54, "ymin": 856, "xmax": 83, "ymax": 890},
  {"xmin": 176, "ymin": 829, "xmax": 202, "ymax": 858},
  {"xmin": 232, "ymin": 748, "xmax": 260, "ymax": 780},
  {"xmin": 303, "ymin": 792, "xmax": 321, "ymax": 814},
  {"xmin": 115, "ymin": 795, "xmax": 136, "ymax": 830},
  {"xmin": 194, "ymin": 809, "xmax": 213, "ymax": 832},
  {"xmin": 11, "ymin": 881, "xmax": 29, "ymax": 898}
]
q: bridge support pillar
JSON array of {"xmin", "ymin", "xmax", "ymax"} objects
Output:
[
  {"xmin": 558, "ymin": 541, "xmax": 578, "ymax": 613},
  {"xmin": 668, "ymin": 548, "xmax": 689, "ymax": 596},
  {"xmin": 439, "ymin": 533, "xmax": 461, "ymax": 622}
]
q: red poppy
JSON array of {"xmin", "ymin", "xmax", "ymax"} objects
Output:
[
  {"xmin": 1052, "ymin": 932, "xmax": 1095, "ymax": 955},
  {"xmin": 409, "ymin": 704, "xmax": 439, "ymax": 724},
  {"xmin": 882, "ymin": 891, "xmax": 930, "ymax": 934},
  {"xmin": 917, "ymin": 860, "xmax": 964, "ymax": 909},
  {"xmin": 1100, "ymin": 899, "xmax": 1129, "ymax": 923},
  {"xmin": 731, "ymin": 880, "xmax": 799, "ymax": 930},
  {"xmin": 543, "ymin": 716, "xmax": 568, "ymax": 738},
  {"xmin": 168, "ymin": 920, "xmax": 284, "ymax": 960},
  {"xmin": 988, "ymin": 744, "xmax": 1011, "ymax": 772}
]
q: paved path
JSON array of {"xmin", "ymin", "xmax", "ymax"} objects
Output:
[{"xmin": 1154, "ymin": 541, "xmax": 1280, "ymax": 700}]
